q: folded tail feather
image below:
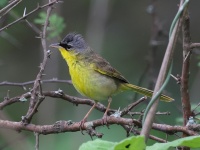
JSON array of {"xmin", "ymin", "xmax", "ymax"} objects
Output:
[{"xmin": 121, "ymin": 83, "xmax": 174, "ymax": 102}]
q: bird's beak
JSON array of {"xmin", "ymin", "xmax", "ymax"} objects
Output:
[{"xmin": 49, "ymin": 43, "xmax": 60, "ymax": 48}]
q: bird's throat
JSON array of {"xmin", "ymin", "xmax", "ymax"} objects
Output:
[{"xmin": 59, "ymin": 48, "xmax": 78, "ymax": 64}]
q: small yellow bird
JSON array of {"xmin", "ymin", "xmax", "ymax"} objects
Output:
[{"xmin": 50, "ymin": 33, "xmax": 173, "ymax": 126}]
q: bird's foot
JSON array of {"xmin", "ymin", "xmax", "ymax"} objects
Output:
[
  {"xmin": 102, "ymin": 115, "xmax": 110, "ymax": 128},
  {"xmin": 79, "ymin": 118, "xmax": 87, "ymax": 135}
]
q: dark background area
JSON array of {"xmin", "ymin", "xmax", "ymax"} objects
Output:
[{"xmin": 0, "ymin": 0, "xmax": 200, "ymax": 149}]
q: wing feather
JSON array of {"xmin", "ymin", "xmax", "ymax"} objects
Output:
[{"xmin": 88, "ymin": 53, "xmax": 129, "ymax": 83}]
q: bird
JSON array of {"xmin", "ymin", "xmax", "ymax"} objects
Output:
[{"xmin": 50, "ymin": 33, "xmax": 174, "ymax": 127}]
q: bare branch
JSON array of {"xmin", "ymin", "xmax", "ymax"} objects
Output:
[
  {"xmin": 0, "ymin": 118, "xmax": 197, "ymax": 137},
  {"xmin": 0, "ymin": 0, "xmax": 21, "ymax": 17},
  {"xmin": 0, "ymin": 92, "xmax": 30, "ymax": 110},
  {"xmin": 24, "ymin": 19, "xmax": 41, "ymax": 34},
  {"xmin": 128, "ymin": 111, "xmax": 170, "ymax": 116},
  {"xmin": 190, "ymin": 43, "xmax": 200, "ymax": 49},
  {"xmin": 121, "ymin": 97, "xmax": 147, "ymax": 116},
  {"xmin": 0, "ymin": 79, "xmax": 72, "ymax": 87},
  {"xmin": 181, "ymin": 5, "xmax": 192, "ymax": 127},
  {"xmin": 0, "ymin": 90, "xmax": 116, "ymax": 115},
  {"xmin": 0, "ymin": 91, "xmax": 166, "ymax": 117},
  {"xmin": 22, "ymin": 1, "xmax": 55, "ymax": 124},
  {"xmin": 0, "ymin": 0, "xmax": 60, "ymax": 32}
]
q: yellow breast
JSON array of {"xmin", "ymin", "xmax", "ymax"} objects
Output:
[{"xmin": 59, "ymin": 48, "xmax": 118, "ymax": 101}]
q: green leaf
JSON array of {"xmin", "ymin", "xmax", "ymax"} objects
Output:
[
  {"xmin": 114, "ymin": 136, "xmax": 146, "ymax": 150},
  {"xmin": 34, "ymin": 12, "xmax": 66, "ymax": 39},
  {"xmin": 147, "ymin": 136, "xmax": 200, "ymax": 150},
  {"xmin": 79, "ymin": 139, "xmax": 116, "ymax": 150},
  {"xmin": 34, "ymin": 12, "xmax": 47, "ymax": 24},
  {"xmin": 79, "ymin": 136, "xmax": 146, "ymax": 150}
]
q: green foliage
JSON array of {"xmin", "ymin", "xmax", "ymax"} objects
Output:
[
  {"xmin": 147, "ymin": 136, "xmax": 200, "ymax": 150},
  {"xmin": 0, "ymin": 0, "xmax": 7, "ymax": 7},
  {"xmin": 79, "ymin": 135, "xmax": 200, "ymax": 150},
  {"xmin": 114, "ymin": 136, "xmax": 145, "ymax": 150},
  {"xmin": 79, "ymin": 139, "xmax": 116, "ymax": 150},
  {"xmin": 79, "ymin": 136, "xmax": 146, "ymax": 150},
  {"xmin": 34, "ymin": 12, "xmax": 66, "ymax": 39}
]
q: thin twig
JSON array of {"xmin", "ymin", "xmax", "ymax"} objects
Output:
[
  {"xmin": 121, "ymin": 97, "xmax": 147, "ymax": 116},
  {"xmin": 170, "ymin": 74, "xmax": 181, "ymax": 84},
  {"xmin": 25, "ymin": 19, "xmax": 41, "ymax": 34},
  {"xmin": 192, "ymin": 102, "xmax": 200, "ymax": 113},
  {"xmin": 0, "ymin": 79, "xmax": 72, "ymax": 87},
  {"xmin": 0, "ymin": 90, "xmax": 113, "ymax": 113},
  {"xmin": 35, "ymin": 132, "xmax": 39, "ymax": 150},
  {"xmin": 0, "ymin": 0, "xmax": 59, "ymax": 32},
  {"xmin": 23, "ymin": 82, "xmax": 45, "ymax": 121},
  {"xmin": 128, "ymin": 111, "xmax": 170, "ymax": 116},
  {"xmin": 0, "ymin": 0, "xmax": 21, "ymax": 16},
  {"xmin": 190, "ymin": 43, "xmax": 200, "ymax": 49},
  {"xmin": 0, "ymin": 0, "xmax": 22, "ymax": 19},
  {"xmin": 0, "ymin": 90, "xmax": 171, "ymax": 118},
  {"xmin": 22, "ymin": 1, "xmax": 55, "ymax": 124}
]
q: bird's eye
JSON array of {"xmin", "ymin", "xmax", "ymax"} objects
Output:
[
  {"xmin": 59, "ymin": 42, "xmax": 73, "ymax": 50},
  {"xmin": 66, "ymin": 44, "xmax": 72, "ymax": 49}
]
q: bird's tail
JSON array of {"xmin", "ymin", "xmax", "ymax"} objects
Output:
[{"xmin": 121, "ymin": 83, "xmax": 174, "ymax": 102}]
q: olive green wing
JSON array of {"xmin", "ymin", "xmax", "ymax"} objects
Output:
[{"xmin": 89, "ymin": 53, "xmax": 129, "ymax": 83}]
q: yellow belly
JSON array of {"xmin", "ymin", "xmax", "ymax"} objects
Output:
[{"xmin": 69, "ymin": 62, "xmax": 118, "ymax": 101}]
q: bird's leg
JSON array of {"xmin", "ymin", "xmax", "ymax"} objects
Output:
[
  {"xmin": 80, "ymin": 102, "xmax": 96, "ymax": 133},
  {"xmin": 102, "ymin": 97, "xmax": 112, "ymax": 125}
]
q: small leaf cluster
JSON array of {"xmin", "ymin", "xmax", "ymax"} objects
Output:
[{"xmin": 34, "ymin": 12, "xmax": 66, "ymax": 39}]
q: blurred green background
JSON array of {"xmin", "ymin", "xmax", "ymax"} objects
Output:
[{"xmin": 0, "ymin": 0, "xmax": 200, "ymax": 149}]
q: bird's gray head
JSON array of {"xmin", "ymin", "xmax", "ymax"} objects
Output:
[{"xmin": 59, "ymin": 33, "xmax": 88, "ymax": 51}]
